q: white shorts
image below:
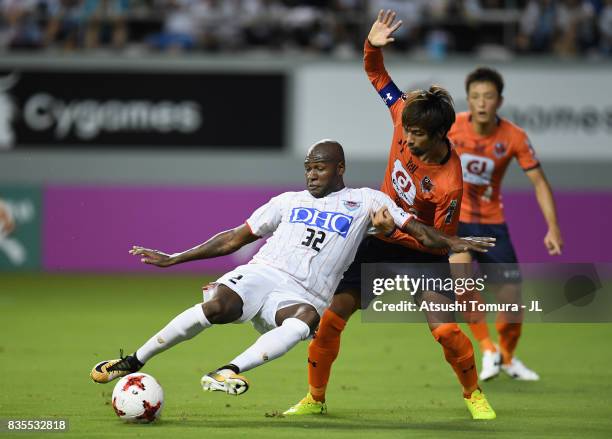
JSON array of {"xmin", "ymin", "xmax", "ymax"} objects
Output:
[{"xmin": 203, "ymin": 263, "xmax": 323, "ymax": 334}]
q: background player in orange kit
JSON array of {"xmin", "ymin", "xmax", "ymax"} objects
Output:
[
  {"xmin": 448, "ymin": 67, "xmax": 564, "ymax": 381},
  {"xmin": 284, "ymin": 10, "xmax": 496, "ymax": 421}
]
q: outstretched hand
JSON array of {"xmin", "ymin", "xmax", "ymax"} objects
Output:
[
  {"xmin": 368, "ymin": 9, "xmax": 402, "ymax": 48},
  {"xmin": 129, "ymin": 245, "xmax": 175, "ymax": 267},
  {"xmin": 448, "ymin": 236, "xmax": 496, "ymax": 254}
]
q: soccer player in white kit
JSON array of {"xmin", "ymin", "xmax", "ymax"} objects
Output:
[{"xmin": 90, "ymin": 140, "xmax": 494, "ymax": 395}]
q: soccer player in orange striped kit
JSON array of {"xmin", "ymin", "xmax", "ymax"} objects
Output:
[
  {"xmin": 448, "ymin": 67, "xmax": 563, "ymax": 381},
  {"xmin": 284, "ymin": 10, "xmax": 496, "ymax": 420}
]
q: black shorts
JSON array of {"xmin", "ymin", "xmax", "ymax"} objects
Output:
[
  {"xmin": 336, "ymin": 236, "xmax": 454, "ymax": 306},
  {"xmin": 457, "ymin": 222, "xmax": 522, "ymax": 283}
]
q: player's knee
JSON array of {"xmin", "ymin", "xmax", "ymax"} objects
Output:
[
  {"xmin": 282, "ymin": 317, "xmax": 312, "ymax": 341},
  {"xmin": 279, "ymin": 304, "xmax": 320, "ymax": 334},
  {"xmin": 432, "ymin": 323, "xmax": 473, "ymax": 361},
  {"xmin": 202, "ymin": 298, "xmax": 242, "ymax": 324},
  {"xmin": 431, "ymin": 323, "xmax": 461, "ymax": 344},
  {"xmin": 300, "ymin": 307, "xmax": 320, "ymax": 334},
  {"xmin": 329, "ymin": 290, "xmax": 360, "ymax": 320}
]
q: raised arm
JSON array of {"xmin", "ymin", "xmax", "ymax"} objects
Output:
[
  {"xmin": 129, "ymin": 223, "xmax": 259, "ymax": 268},
  {"xmin": 364, "ymin": 10, "xmax": 404, "ymax": 119},
  {"xmin": 368, "ymin": 9, "xmax": 403, "ymax": 49}
]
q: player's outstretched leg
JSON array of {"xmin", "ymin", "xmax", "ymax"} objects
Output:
[
  {"xmin": 203, "ymin": 306, "xmax": 314, "ymax": 396},
  {"xmin": 91, "ymin": 350, "xmax": 144, "ymax": 383},
  {"xmin": 91, "ymin": 303, "xmax": 212, "ymax": 383},
  {"xmin": 201, "ymin": 365, "xmax": 250, "ymax": 395}
]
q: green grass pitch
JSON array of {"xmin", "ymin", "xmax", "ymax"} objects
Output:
[{"xmin": 1, "ymin": 273, "xmax": 611, "ymax": 438}]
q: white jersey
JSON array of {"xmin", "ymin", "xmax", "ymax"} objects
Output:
[{"xmin": 245, "ymin": 187, "xmax": 413, "ymax": 307}]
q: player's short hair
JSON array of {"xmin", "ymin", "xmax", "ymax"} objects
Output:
[
  {"xmin": 402, "ymin": 85, "xmax": 455, "ymax": 139},
  {"xmin": 465, "ymin": 67, "xmax": 504, "ymax": 96}
]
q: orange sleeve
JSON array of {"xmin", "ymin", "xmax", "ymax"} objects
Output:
[
  {"xmin": 513, "ymin": 130, "xmax": 540, "ymax": 171},
  {"xmin": 433, "ymin": 188, "xmax": 462, "ymax": 236},
  {"xmin": 364, "ymin": 39, "xmax": 404, "ymax": 121}
]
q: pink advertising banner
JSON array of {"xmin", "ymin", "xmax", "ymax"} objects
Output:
[{"xmin": 42, "ymin": 186, "xmax": 610, "ymax": 273}]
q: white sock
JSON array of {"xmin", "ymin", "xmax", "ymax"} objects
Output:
[
  {"xmin": 136, "ymin": 303, "xmax": 210, "ymax": 363},
  {"xmin": 230, "ymin": 318, "xmax": 310, "ymax": 373}
]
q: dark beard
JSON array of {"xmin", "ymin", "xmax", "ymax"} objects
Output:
[{"xmin": 409, "ymin": 145, "xmax": 426, "ymax": 156}]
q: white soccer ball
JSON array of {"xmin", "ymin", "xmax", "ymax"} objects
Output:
[{"xmin": 111, "ymin": 373, "xmax": 164, "ymax": 423}]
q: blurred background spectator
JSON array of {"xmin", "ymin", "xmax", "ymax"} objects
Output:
[
  {"xmin": 600, "ymin": 0, "xmax": 612, "ymax": 54},
  {"xmin": 1, "ymin": 0, "xmax": 611, "ymax": 57}
]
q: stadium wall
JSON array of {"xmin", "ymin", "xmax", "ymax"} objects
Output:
[{"xmin": 0, "ymin": 56, "xmax": 610, "ymax": 272}]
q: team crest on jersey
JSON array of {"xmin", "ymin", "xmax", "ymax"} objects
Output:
[
  {"xmin": 391, "ymin": 159, "xmax": 417, "ymax": 205},
  {"xmin": 420, "ymin": 176, "xmax": 434, "ymax": 193},
  {"xmin": 343, "ymin": 200, "xmax": 361, "ymax": 211},
  {"xmin": 290, "ymin": 207, "xmax": 353, "ymax": 238},
  {"xmin": 494, "ymin": 142, "xmax": 507, "ymax": 158}
]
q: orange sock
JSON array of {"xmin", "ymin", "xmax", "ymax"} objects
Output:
[
  {"xmin": 461, "ymin": 291, "xmax": 495, "ymax": 352},
  {"xmin": 431, "ymin": 323, "xmax": 478, "ymax": 397},
  {"xmin": 496, "ymin": 320, "xmax": 522, "ymax": 364},
  {"xmin": 469, "ymin": 320, "xmax": 496, "ymax": 353},
  {"xmin": 307, "ymin": 309, "xmax": 346, "ymax": 402}
]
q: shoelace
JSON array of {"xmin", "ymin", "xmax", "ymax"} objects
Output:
[
  {"xmin": 107, "ymin": 349, "xmax": 134, "ymax": 372},
  {"xmin": 470, "ymin": 393, "xmax": 492, "ymax": 412}
]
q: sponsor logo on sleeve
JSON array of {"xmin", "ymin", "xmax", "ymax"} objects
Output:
[
  {"xmin": 444, "ymin": 199, "xmax": 458, "ymax": 225},
  {"xmin": 289, "ymin": 207, "xmax": 353, "ymax": 238}
]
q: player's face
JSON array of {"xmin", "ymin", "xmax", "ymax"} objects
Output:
[
  {"xmin": 467, "ymin": 81, "xmax": 502, "ymax": 125},
  {"xmin": 304, "ymin": 160, "xmax": 338, "ymax": 198},
  {"xmin": 403, "ymin": 126, "xmax": 433, "ymax": 157}
]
